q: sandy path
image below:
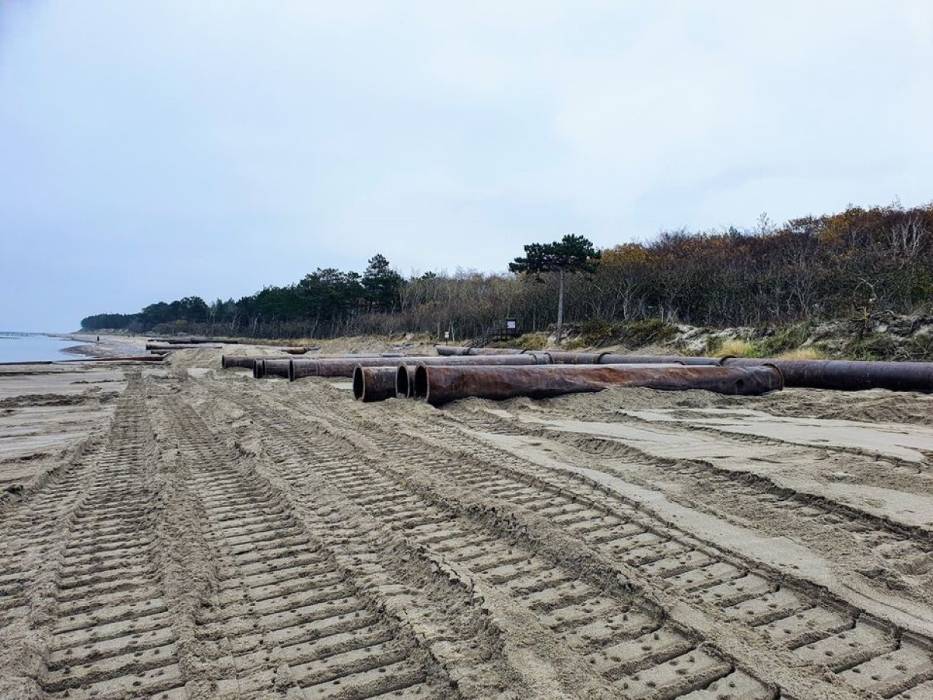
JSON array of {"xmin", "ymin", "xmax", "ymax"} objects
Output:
[{"xmin": 1, "ymin": 348, "xmax": 932, "ymax": 699}]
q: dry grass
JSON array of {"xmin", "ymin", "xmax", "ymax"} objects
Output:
[
  {"xmin": 714, "ymin": 338, "xmax": 757, "ymax": 357},
  {"xmin": 777, "ymin": 346, "xmax": 826, "ymax": 360}
]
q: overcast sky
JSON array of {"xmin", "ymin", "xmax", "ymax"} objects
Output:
[{"xmin": 2, "ymin": 1, "xmax": 932, "ymax": 331}]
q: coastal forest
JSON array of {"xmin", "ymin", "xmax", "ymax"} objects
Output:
[{"xmin": 82, "ymin": 202, "xmax": 932, "ymax": 341}]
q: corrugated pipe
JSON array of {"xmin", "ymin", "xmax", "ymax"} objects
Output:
[
  {"xmin": 352, "ymin": 366, "xmax": 400, "ymax": 402},
  {"xmin": 722, "ymin": 358, "xmax": 933, "ymax": 392},
  {"xmin": 413, "ymin": 363, "xmax": 784, "ymax": 405}
]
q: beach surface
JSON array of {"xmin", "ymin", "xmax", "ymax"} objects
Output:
[{"xmin": 1, "ymin": 336, "xmax": 932, "ymax": 698}]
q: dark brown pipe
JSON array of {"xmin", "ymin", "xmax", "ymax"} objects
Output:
[
  {"xmin": 254, "ymin": 358, "xmax": 291, "ymax": 379},
  {"xmin": 152, "ymin": 337, "xmax": 239, "ymax": 345},
  {"xmin": 55, "ymin": 355, "xmax": 164, "ymax": 363},
  {"xmin": 413, "ymin": 363, "xmax": 784, "ymax": 405},
  {"xmin": 722, "ymin": 358, "xmax": 933, "ymax": 392},
  {"xmin": 352, "ymin": 366, "xmax": 400, "ymax": 402},
  {"xmin": 145, "ymin": 342, "xmax": 222, "ymax": 351},
  {"xmin": 598, "ymin": 354, "xmax": 720, "ymax": 366},
  {"xmin": 291, "ymin": 353, "xmax": 548, "ymax": 380},
  {"xmin": 435, "ymin": 345, "xmax": 524, "ymax": 356},
  {"xmin": 222, "ymin": 355, "xmax": 255, "ymax": 369},
  {"xmin": 222, "ymin": 355, "xmax": 291, "ymax": 370},
  {"xmin": 546, "ymin": 351, "xmax": 604, "ymax": 364}
]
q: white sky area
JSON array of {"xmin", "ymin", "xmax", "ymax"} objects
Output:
[{"xmin": 1, "ymin": 1, "xmax": 932, "ymax": 330}]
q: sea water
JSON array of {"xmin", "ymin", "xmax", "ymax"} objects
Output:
[{"xmin": 0, "ymin": 332, "xmax": 79, "ymax": 363}]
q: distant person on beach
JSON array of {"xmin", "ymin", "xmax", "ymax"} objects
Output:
[{"xmin": 96, "ymin": 336, "xmax": 99, "ymax": 343}]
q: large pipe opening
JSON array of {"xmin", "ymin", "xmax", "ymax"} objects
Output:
[
  {"xmin": 352, "ymin": 366, "xmax": 365, "ymax": 400},
  {"xmin": 414, "ymin": 365, "xmax": 429, "ymax": 400},
  {"xmin": 396, "ymin": 366, "xmax": 410, "ymax": 398}
]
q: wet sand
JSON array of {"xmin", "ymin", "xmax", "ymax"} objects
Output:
[{"xmin": 1, "ymin": 340, "xmax": 931, "ymax": 698}]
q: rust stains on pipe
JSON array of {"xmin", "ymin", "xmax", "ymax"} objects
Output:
[
  {"xmin": 352, "ymin": 366, "xmax": 400, "ymax": 402},
  {"xmin": 223, "ymin": 355, "xmax": 291, "ymax": 370},
  {"xmin": 413, "ymin": 364, "xmax": 784, "ymax": 405},
  {"xmin": 597, "ymin": 354, "xmax": 721, "ymax": 366},
  {"xmin": 254, "ymin": 358, "xmax": 291, "ymax": 379},
  {"xmin": 222, "ymin": 356, "xmax": 255, "ymax": 370},
  {"xmin": 722, "ymin": 358, "xmax": 933, "ymax": 392},
  {"xmin": 435, "ymin": 345, "xmax": 524, "ymax": 356},
  {"xmin": 290, "ymin": 353, "xmax": 549, "ymax": 380}
]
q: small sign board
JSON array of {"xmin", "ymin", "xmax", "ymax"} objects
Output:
[
  {"xmin": 505, "ymin": 318, "xmax": 517, "ymax": 330},
  {"xmin": 443, "ymin": 330, "xmax": 450, "ymax": 340}
]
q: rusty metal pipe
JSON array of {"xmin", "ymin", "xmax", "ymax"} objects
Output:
[
  {"xmin": 146, "ymin": 342, "xmax": 222, "ymax": 351},
  {"xmin": 413, "ymin": 363, "xmax": 784, "ymax": 405},
  {"xmin": 435, "ymin": 345, "xmax": 524, "ymax": 356},
  {"xmin": 222, "ymin": 355, "xmax": 253, "ymax": 369},
  {"xmin": 222, "ymin": 355, "xmax": 291, "ymax": 370},
  {"xmin": 253, "ymin": 358, "xmax": 291, "ymax": 379},
  {"xmin": 352, "ymin": 366, "xmax": 400, "ymax": 402},
  {"xmin": 722, "ymin": 358, "xmax": 933, "ymax": 392},
  {"xmin": 291, "ymin": 353, "xmax": 549, "ymax": 380},
  {"xmin": 598, "ymin": 354, "xmax": 721, "ymax": 366}
]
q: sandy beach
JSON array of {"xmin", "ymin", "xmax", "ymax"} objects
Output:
[{"xmin": 1, "ymin": 337, "xmax": 932, "ymax": 698}]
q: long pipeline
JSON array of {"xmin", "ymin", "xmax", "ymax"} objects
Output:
[
  {"xmin": 435, "ymin": 345, "xmax": 525, "ymax": 356},
  {"xmin": 546, "ymin": 351, "xmax": 720, "ymax": 365},
  {"xmin": 290, "ymin": 353, "xmax": 550, "ymax": 380},
  {"xmin": 413, "ymin": 363, "xmax": 784, "ymax": 405},
  {"xmin": 722, "ymin": 357, "xmax": 933, "ymax": 392}
]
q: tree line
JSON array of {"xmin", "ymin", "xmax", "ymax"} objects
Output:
[{"xmin": 81, "ymin": 202, "xmax": 932, "ymax": 340}]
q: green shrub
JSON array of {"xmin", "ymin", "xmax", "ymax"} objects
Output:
[
  {"xmin": 579, "ymin": 319, "xmax": 619, "ymax": 347},
  {"xmin": 756, "ymin": 322, "xmax": 813, "ymax": 357},
  {"xmin": 619, "ymin": 319, "xmax": 677, "ymax": 347}
]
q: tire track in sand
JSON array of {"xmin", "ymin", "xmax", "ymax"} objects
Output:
[
  {"xmin": 267, "ymin": 382, "xmax": 933, "ymax": 699},
  {"xmin": 14, "ymin": 372, "xmax": 188, "ymax": 699},
  {"xmin": 218, "ymin": 384, "xmax": 777, "ymax": 700},
  {"xmin": 156, "ymin": 394, "xmax": 456, "ymax": 698}
]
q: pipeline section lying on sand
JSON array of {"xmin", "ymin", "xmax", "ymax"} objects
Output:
[
  {"xmin": 412, "ymin": 363, "xmax": 784, "ymax": 405},
  {"xmin": 435, "ymin": 345, "xmax": 525, "ymax": 356},
  {"xmin": 146, "ymin": 342, "xmax": 223, "ymax": 351},
  {"xmin": 253, "ymin": 358, "xmax": 292, "ymax": 379},
  {"xmin": 352, "ymin": 366, "xmax": 401, "ymax": 402},
  {"xmin": 722, "ymin": 358, "xmax": 933, "ymax": 392},
  {"xmin": 290, "ymin": 353, "xmax": 550, "ymax": 380},
  {"xmin": 437, "ymin": 347, "xmax": 720, "ymax": 365},
  {"xmin": 222, "ymin": 355, "xmax": 293, "ymax": 370}
]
